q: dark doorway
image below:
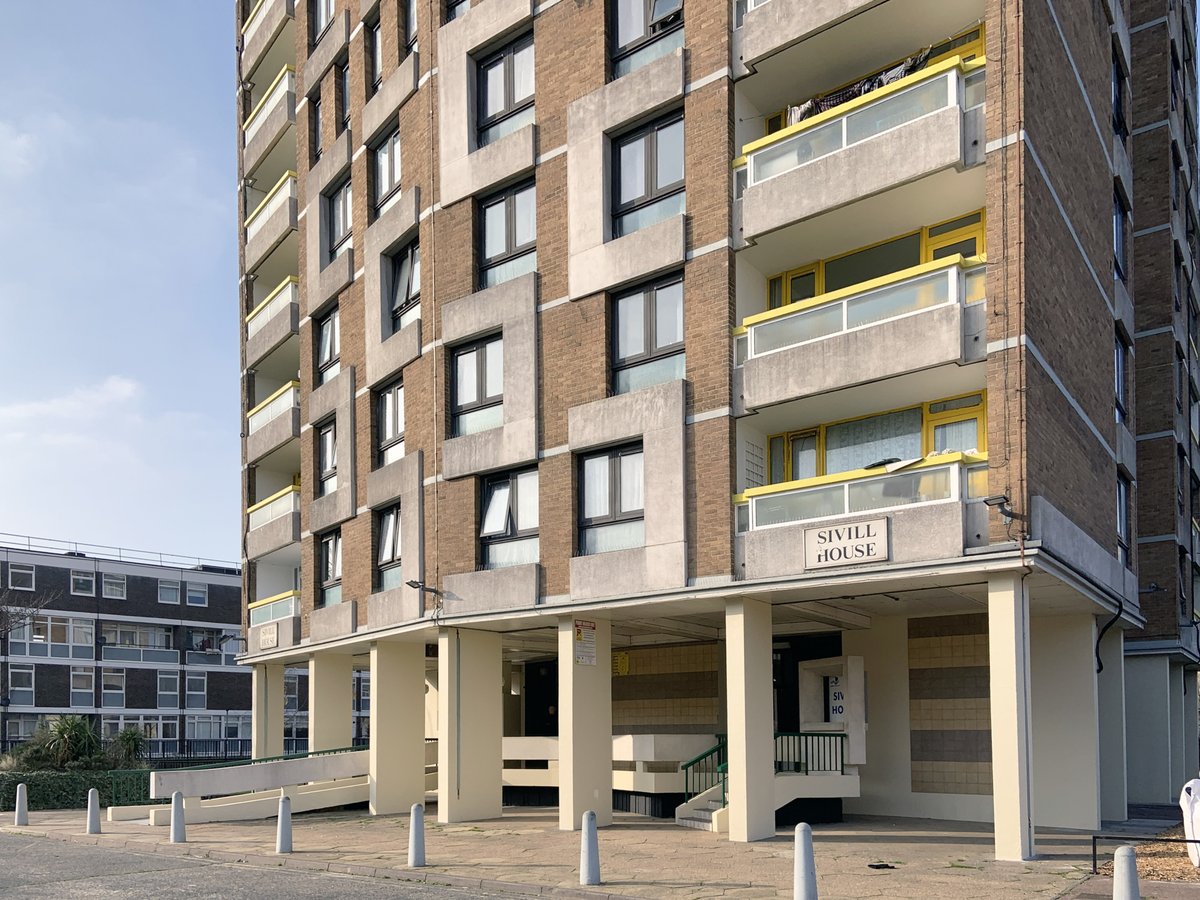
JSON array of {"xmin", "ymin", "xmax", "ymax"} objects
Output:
[
  {"xmin": 523, "ymin": 658, "xmax": 558, "ymax": 736},
  {"xmin": 772, "ymin": 632, "xmax": 841, "ymax": 733}
]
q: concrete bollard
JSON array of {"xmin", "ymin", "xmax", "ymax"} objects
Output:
[
  {"xmin": 794, "ymin": 822, "xmax": 817, "ymax": 899},
  {"xmin": 1113, "ymin": 845, "xmax": 1140, "ymax": 900},
  {"xmin": 170, "ymin": 792, "xmax": 186, "ymax": 843},
  {"xmin": 275, "ymin": 795, "xmax": 292, "ymax": 854},
  {"xmin": 14, "ymin": 783, "xmax": 28, "ymax": 827},
  {"xmin": 580, "ymin": 810, "xmax": 600, "ymax": 886},
  {"xmin": 408, "ymin": 802, "xmax": 426, "ymax": 867},
  {"xmin": 86, "ymin": 788, "xmax": 101, "ymax": 835}
]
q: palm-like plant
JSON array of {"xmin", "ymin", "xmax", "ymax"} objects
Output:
[
  {"xmin": 111, "ymin": 727, "xmax": 146, "ymax": 768},
  {"xmin": 43, "ymin": 715, "xmax": 100, "ymax": 768}
]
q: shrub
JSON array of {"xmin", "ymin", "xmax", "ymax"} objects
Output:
[
  {"xmin": 108, "ymin": 728, "xmax": 146, "ymax": 769},
  {"xmin": 44, "ymin": 716, "xmax": 101, "ymax": 768},
  {"xmin": 0, "ymin": 771, "xmax": 119, "ymax": 811}
]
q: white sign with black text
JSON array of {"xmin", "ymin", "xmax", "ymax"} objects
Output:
[{"xmin": 803, "ymin": 518, "xmax": 889, "ymax": 569}]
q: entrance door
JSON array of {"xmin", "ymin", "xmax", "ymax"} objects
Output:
[
  {"xmin": 523, "ymin": 658, "xmax": 558, "ymax": 736},
  {"xmin": 771, "ymin": 633, "xmax": 842, "ymax": 733}
]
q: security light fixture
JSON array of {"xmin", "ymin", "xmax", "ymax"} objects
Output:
[{"xmin": 982, "ymin": 494, "xmax": 1016, "ymax": 519}]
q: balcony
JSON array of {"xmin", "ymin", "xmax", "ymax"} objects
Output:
[
  {"xmin": 101, "ymin": 644, "xmax": 179, "ymax": 664},
  {"xmin": 246, "ymin": 277, "xmax": 299, "ymax": 369},
  {"xmin": 738, "ymin": 257, "xmax": 985, "ymax": 410},
  {"xmin": 245, "ymin": 171, "xmax": 298, "ymax": 272},
  {"xmin": 735, "ymin": 453, "xmax": 987, "ymax": 580},
  {"xmin": 739, "ymin": 59, "xmax": 985, "ymax": 251},
  {"xmin": 243, "ymin": 66, "xmax": 295, "ymax": 180},
  {"xmin": 248, "ymin": 590, "xmax": 302, "ymax": 654},
  {"xmin": 246, "ymin": 486, "xmax": 301, "ymax": 559},
  {"xmin": 249, "ymin": 590, "xmax": 300, "ymax": 627},
  {"xmin": 246, "ymin": 382, "xmax": 300, "ymax": 463},
  {"xmin": 242, "ymin": 0, "xmax": 295, "ymax": 83}
]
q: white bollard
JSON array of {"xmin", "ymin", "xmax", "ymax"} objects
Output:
[
  {"xmin": 408, "ymin": 802, "xmax": 426, "ymax": 867},
  {"xmin": 1113, "ymin": 845, "xmax": 1140, "ymax": 900},
  {"xmin": 794, "ymin": 822, "xmax": 818, "ymax": 900},
  {"xmin": 14, "ymin": 783, "xmax": 28, "ymax": 827},
  {"xmin": 580, "ymin": 809, "xmax": 600, "ymax": 886},
  {"xmin": 170, "ymin": 791, "xmax": 186, "ymax": 843},
  {"xmin": 86, "ymin": 788, "xmax": 101, "ymax": 835},
  {"xmin": 275, "ymin": 795, "xmax": 292, "ymax": 854}
]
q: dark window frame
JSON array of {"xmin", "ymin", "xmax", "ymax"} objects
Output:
[
  {"xmin": 480, "ymin": 468, "xmax": 539, "ymax": 566},
  {"xmin": 311, "ymin": 0, "xmax": 336, "ymax": 45},
  {"xmin": 451, "ymin": 334, "xmax": 504, "ymax": 430},
  {"xmin": 405, "ymin": 0, "xmax": 419, "ymax": 50},
  {"xmin": 1116, "ymin": 474, "xmax": 1131, "ymax": 568},
  {"xmin": 318, "ymin": 530, "xmax": 343, "ymax": 607},
  {"xmin": 311, "ymin": 97, "xmax": 324, "ymax": 163},
  {"xmin": 316, "ymin": 305, "xmax": 341, "ymax": 382},
  {"xmin": 376, "ymin": 379, "xmax": 405, "ymax": 467},
  {"xmin": 376, "ymin": 504, "xmax": 403, "ymax": 588},
  {"xmin": 478, "ymin": 180, "xmax": 536, "ymax": 287},
  {"xmin": 1113, "ymin": 190, "xmax": 1128, "ymax": 283},
  {"xmin": 1114, "ymin": 332, "xmax": 1128, "ymax": 424},
  {"xmin": 369, "ymin": 20, "xmax": 384, "ymax": 91},
  {"xmin": 338, "ymin": 62, "xmax": 351, "ymax": 131},
  {"xmin": 373, "ymin": 128, "xmax": 402, "ymax": 212},
  {"xmin": 317, "ymin": 420, "xmax": 337, "ymax": 496},
  {"xmin": 612, "ymin": 112, "xmax": 684, "ymax": 237},
  {"xmin": 612, "ymin": 272, "xmax": 685, "ymax": 386},
  {"xmin": 444, "ymin": 0, "xmax": 469, "ymax": 23},
  {"xmin": 578, "ymin": 442, "xmax": 645, "ymax": 534},
  {"xmin": 610, "ymin": 0, "xmax": 683, "ymax": 75},
  {"xmin": 1111, "ymin": 50, "xmax": 1128, "ymax": 142},
  {"xmin": 388, "ymin": 240, "xmax": 420, "ymax": 334},
  {"xmin": 475, "ymin": 32, "xmax": 534, "ymax": 145},
  {"xmin": 327, "ymin": 178, "xmax": 353, "ymax": 261}
]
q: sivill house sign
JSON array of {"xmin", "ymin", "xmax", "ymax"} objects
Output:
[{"xmin": 803, "ymin": 517, "xmax": 889, "ymax": 569}]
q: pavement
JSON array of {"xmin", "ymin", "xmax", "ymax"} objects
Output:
[{"xmin": 1, "ymin": 805, "xmax": 1195, "ymax": 899}]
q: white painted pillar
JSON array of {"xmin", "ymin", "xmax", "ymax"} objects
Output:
[
  {"xmin": 1096, "ymin": 626, "xmax": 1128, "ymax": 822},
  {"xmin": 252, "ymin": 664, "xmax": 285, "ymax": 759},
  {"xmin": 308, "ymin": 653, "xmax": 354, "ymax": 751},
  {"xmin": 1030, "ymin": 614, "xmax": 1100, "ymax": 830},
  {"xmin": 370, "ymin": 641, "xmax": 427, "ymax": 815},
  {"xmin": 1170, "ymin": 663, "xmax": 1187, "ymax": 792},
  {"xmin": 725, "ymin": 597, "xmax": 775, "ymax": 842},
  {"xmin": 558, "ymin": 617, "xmax": 612, "ymax": 830},
  {"xmin": 1184, "ymin": 672, "xmax": 1199, "ymax": 784},
  {"xmin": 1125, "ymin": 655, "xmax": 1173, "ymax": 803},
  {"xmin": 987, "ymin": 573, "xmax": 1034, "ymax": 860},
  {"xmin": 437, "ymin": 627, "xmax": 502, "ymax": 823}
]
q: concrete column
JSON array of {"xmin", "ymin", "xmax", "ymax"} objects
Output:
[
  {"xmin": 252, "ymin": 664, "xmax": 285, "ymax": 759},
  {"xmin": 369, "ymin": 641, "xmax": 427, "ymax": 815},
  {"xmin": 1096, "ymin": 626, "xmax": 1128, "ymax": 822},
  {"xmin": 308, "ymin": 653, "xmax": 353, "ymax": 751},
  {"xmin": 1170, "ymin": 663, "xmax": 1187, "ymax": 792},
  {"xmin": 987, "ymin": 574, "xmax": 1034, "ymax": 860},
  {"xmin": 725, "ymin": 597, "xmax": 775, "ymax": 842},
  {"xmin": 1126, "ymin": 655, "xmax": 1173, "ymax": 803},
  {"xmin": 1030, "ymin": 614, "xmax": 1100, "ymax": 830},
  {"xmin": 558, "ymin": 617, "xmax": 612, "ymax": 830},
  {"xmin": 1184, "ymin": 671, "xmax": 1199, "ymax": 785},
  {"xmin": 437, "ymin": 627, "xmax": 502, "ymax": 823}
]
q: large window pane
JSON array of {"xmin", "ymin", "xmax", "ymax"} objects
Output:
[
  {"xmin": 823, "ymin": 233, "xmax": 921, "ymax": 292},
  {"xmin": 513, "ymin": 41, "xmax": 535, "ymax": 103},
  {"xmin": 481, "ymin": 482, "xmax": 511, "ymax": 535},
  {"xmin": 933, "ymin": 418, "xmax": 979, "ymax": 453},
  {"xmin": 617, "ymin": 293, "xmax": 645, "ymax": 358},
  {"xmin": 482, "ymin": 58, "xmax": 505, "ymax": 119},
  {"xmin": 516, "ymin": 470, "xmax": 539, "ymax": 529},
  {"xmin": 654, "ymin": 281, "xmax": 683, "ymax": 348},
  {"xmin": 790, "ymin": 433, "xmax": 818, "ymax": 481},
  {"xmin": 616, "ymin": 0, "xmax": 644, "ymax": 47},
  {"xmin": 514, "ymin": 186, "xmax": 536, "ymax": 247},
  {"xmin": 619, "ymin": 137, "xmax": 646, "ymax": 204},
  {"xmin": 620, "ymin": 451, "xmax": 644, "ymax": 512},
  {"xmin": 456, "ymin": 349, "xmax": 478, "ymax": 405},
  {"xmin": 583, "ymin": 456, "xmax": 610, "ymax": 518},
  {"xmin": 614, "ymin": 352, "xmax": 685, "ymax": 394},
  {"xmin": 583, "ymin": 520, "xmax": 645, "ymax": 554},
  {"xmin": 485, "ymin": 338, "xmax": 504, "ymax": 397},
  {"xmin": 824, "ymin": 407, "xmax": 922, "ymax": 474},
  {"xmin": 483, "ymin": 201, "xmax": 506, "ymax": 258},
  {"xmin": 655, "ymin": 119, "xmax": 684, "ymax": 189}
]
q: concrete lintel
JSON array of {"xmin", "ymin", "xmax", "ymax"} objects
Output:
[
  {"xmin": 362, "ymin": 51, "xmax": 420, "ymax": 144},
  {"xmin": 305, "ymin": 9, "xmax": 350, "ymax": 96}
]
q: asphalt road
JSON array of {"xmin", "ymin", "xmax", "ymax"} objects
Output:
[{"xmin": 0, "ymin": 833, "xmax": 505, "ymax": 899}]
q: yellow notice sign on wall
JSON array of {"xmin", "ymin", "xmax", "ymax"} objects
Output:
[{"xmin": 612, "ymin": 651, "xmax": 630, "ymax": 676}]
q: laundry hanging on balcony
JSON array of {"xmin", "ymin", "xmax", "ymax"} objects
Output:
[{"xmin": 784, "ymin": 47, "xmax": 934, "ymax": 128}]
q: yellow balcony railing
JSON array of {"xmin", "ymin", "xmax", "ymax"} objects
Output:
[
  {"xmin": 246, "ymin": 381, "xmax": 300, "ymax": 434},
  {"xmin": 243, "ymin": 65, "xmax": 294, "ymax": 142},
  {"xmin": 247, "ymin": 485, "xmax": 300, "ymax": 531},
  {"xmin": 734, "ymin": 451, "xmax": 987, "ymax": 533},
  {"xmin": 248, "ymin": 589, "xmax": 300, "ymax": 627},
  {"xmin": 246, "ymin": 276, "xmax": 300, "ymax": 339},
  {"xmin": 245, "ymin": 170, "xmax": 297, "ymax": 239}
]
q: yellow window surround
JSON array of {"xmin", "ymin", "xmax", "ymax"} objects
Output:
[
  {"xmin": 248, "ymin": 589, "xmax": 300, "ymax": 611},
  {"xmin": 762, "ymin": 24, "xmax": 986, "ymax": 137},
  {"xmin": 242, "ymin": 64, "xmax": 295, "ymax": 131},
  {"xmin": 246, "ymin": 380, "xmax": 301, "ymax": 420},
  {"xmin": 246, "ymin": 276, "xmax": 300, "ymax": 324},
  {"xmin": 734, "ymin": 450, "xmax": 988, "ymax": 504},
  {"xmin": 244, "ymin": 170, "xmax": 299, "ymax": 227},
  {"xmin": 764, "ymin": 390, "xmax": 988, "ymax": 485},
  {"xmin": 246, "ymin": 484, "xmax": 301, "ymax": 515},
  {"xmin": 761, "ymin": 209, "xmax": 986, "ymax": 313}
]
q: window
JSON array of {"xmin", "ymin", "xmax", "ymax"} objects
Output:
[
  {"xmin": 579, "ymin": 444, "xmax": 645, "ymax": 555},
  {"xmin": 70, "ymin": 570, "xmax": 94, "ymax": 596},
  {"xmin": 1114, "ymin": 191, "xmax": 1129, "ymax": 283},
  {"xmin": 405, "ymin": 0, "xmax": 418, "ymax": 50},
  {"xmin": 452, "ymin": 335, "xmax": 504, "ymax": 435},
  {"xmin": 158, "ymin": 671, "xmax": 179, "ymax": 709},
  {"xmin": 767, "ymin": 393, "xmax": 986, "ymax": 483},
  {"xmin": 339, "ymin": 63, "xmax": 351, "ymax": 131},
  {"xmin": 102, "ymin": 573, "xmax": 126, "ymax": 600},
  {"xmin": 476, "ymin": 33, "xmax": 534, "ymax": 147},
  {"xmin": 613, "ymin": 113, "xmax": 684, "ymax": 238},
  {"xmin": 70, "ymin": 668, "xmax": 94, "ymax": 708},
  {"xmin": 369, "ymin": 21, "xmax": 383, "ymax": 90},
  {"xmin": 480, "ymin": 469, "xmax": 539, "ymax": 568},
  {"xmin": 311, "ymin": 97, "xmax": 323, "ymax": 161},
  {"xmin": 388, "ymin": 242, "xmax": 421, "ymax": 334},
  {"xmin": 445, "ymin": 0, "xmax": 469, "ymax": 21},
  {"xmin": 312, "ymin": 0, "xmax": 335, "ymax": 39},
  {"xmin": 158, "ymin": 579, "xmax": 180, "ymax": 605},
  {"xmin": 374, "ymin": 128, "xmax": 402, "ymax": 212},
  {"xmin": 7, "ymin": 564, "xmax": 33, "ymax": 591},
  {"xmin": 1115, "ymin": 334, "xmax": 1129, "ymax": 424},
  {"xmin": 284, "ymin": 673, "xmax": 300, "ymax": 710},
  {"xmin": 613, "ymin": 274, "xmax": 684, "ymax": 393},
  {"xmin": 317, "ymin": 306, "xmax": 341, "ymax": 384},
  {"xmin": 328, "ymin": 180, "xmax": 353, "ymax": 261},
  {"xmin": 1117, "ymin": 474, "xmax": 1131, "ymax": 568},
  {"xmin": 319, "ymin": 531, "xmax": 343, "ymax": 606},
  {"xmin": 11, "ymin": 615, "xmax": 92, "ymax": 660},
  {"xmin": 612, "ymin": 0, "xmax": 683, "ymax": 78},
  {"xmin": 376, "ymin": 505, "xmax": 403, "ymax": 590},
  {"xmin": 102, "ymin": 623, "xmax": 173, "ymax": 651},
  {"xmin": 186, "ymin": 583, "xmax": 208, "ymax": 607},
  {"xmin": 102, "ymin": 668, "xmax": 125, "ymax": 708},
  {"xmin": 1112, "ymin": 52, "xmax": 1128, "ymax": 142},
  {"xmin": 186, "ymin": 672, "xmax": 207, "ymax": 710},
  {"xmin": 9, "ymin": 666, "xmax": 33, "ymax": 706},
  {"xmin": 377, "ymin": 380, "xmax": 405, "ymax": 466},
  {"xmin": 479, "ymin": 180, "xmax": 536, "ymax": 287},
  {"xmin": 317, "ymin": 422, "xmax": 338, "ymax": 495}
]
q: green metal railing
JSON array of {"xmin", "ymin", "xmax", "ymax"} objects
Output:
[
  {"xmin": 109, "ymin": 769, "xmax": 160, "ymax": 806},
  {"xmin": 773, "ymin": 732, "xmax": 847, "ymax": 774},
  {"xmin": 681, "ymin": 738, "xmax": 727, "ymax": 801}
]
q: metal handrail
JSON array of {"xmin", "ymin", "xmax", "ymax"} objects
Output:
[
  {"xmin": 774, "ymin": 731, "xmax": 847, "ymax": 775},
  {"xmin": 681, "ymin": 738, "xmax": 727, "ymax": 802},
  {"xmin": 166, "ymin": 744, "xmax": 358, "ymax": 773},
  {"xmin": 0, "ymin": 531, "xmax": 239, "ymax": 571}
]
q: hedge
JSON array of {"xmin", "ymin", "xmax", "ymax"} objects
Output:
[{"xmin": 0, "ymin": 770, "xmax": 154, "ymax": 811}]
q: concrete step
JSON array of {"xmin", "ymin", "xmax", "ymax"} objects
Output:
[{"xmin": 675, "ymin": 816, "xmax": 713, "ymax": 831}]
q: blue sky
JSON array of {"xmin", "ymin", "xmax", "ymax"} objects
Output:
[{"xmin": 0, "ymin": 6, "xmax": 240, "ymax": 562}]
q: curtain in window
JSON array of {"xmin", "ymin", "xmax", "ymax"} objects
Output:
[
  {"xmin": 933, "ymin": 418, "xmax": 979, "ymax": 453},
  {"xmin": 825, "ymin": 408, "xmax": 921, "ymax": 474}
]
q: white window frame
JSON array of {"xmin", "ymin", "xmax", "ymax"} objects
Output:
[
  {"xmin": 70, "ymin": 570, "xmax": 95, "ymax": 596},
  {"xmin": 158, "ymin": 579, "xmax": 180, "ymax": 605},
  {"xmin": 102, "ymin": 668, "xmax": 126, "ymax": 708},
  {"xmin": 102, "ymin": 573, "xmax": 127, "ymax": 600},
  {"xmin": 186, "ymin": 672, "xmax": 207, "ymax": 710},
  {"xmin": 70, "ymin": 667, "xmax": 94, "ymax": 708},
  {"xmin": 8, "ymin": 564, "xmax": 34, "ymax": 591},
  {"xmin": 9, "ymin": 665, "xmax": 34, "ymax": 706},
  {"xmin": 158, "ymin": 671, "xmax": 180, "ymax": 709},
  {"xmin": 186, "ymin": 583, "xmax": 209, "ymax": 608}
]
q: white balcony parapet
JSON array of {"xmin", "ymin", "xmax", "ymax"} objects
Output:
[
  {"xmin": 741, "ymin": 257, "xmax": 985, "ymax": 360},
  {"xmin": 242, "ymin": 0, "xmax": 274, "ymax": 45},
  {"xmin": 247, "ymin": 486, "xmax": 300, "ymax": 532},
  {"xmin": 246, "ymin": 381, "xmax": 300, "ymax": 434},
  {"xmin": 102, "ymin": 645, "xmax": 179, "ymax": 664},
  {"xmin": 742, "ymin": 57, "xmax": 984, "ymax": 187},
  {"xmin": 246, "ymin": 277, "xmax": 299, "ymax": 339},
  {"xmin": 248, "ymin": 590, "xmax": 300, "ymax": 627},
  {"xmin": 243, "ymin": 66, "xmax": 294, "ymax": 144},
  {"xmin": 735, "ymin": 453, "xmax": 986, "ymax": 533},
  {"xmin": 245, "ymin": 171, "xmax": 297, "ymax": 243}
]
